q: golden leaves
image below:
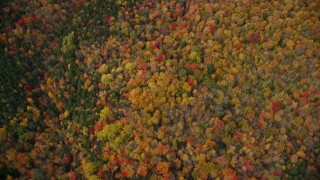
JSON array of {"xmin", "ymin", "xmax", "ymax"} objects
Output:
[
  {"xmin": 222, "ymin": 168, "xmax": 238, "ymax": 180},
  {"xmin": 157, "ymin": 127, "xmax": 166, "ymax": 140},
  {"xmin": 137, "ymin": 163, "xmax": 148, "ymax": 177},
  {"xmin": 120, "ymin": 165, "xmax": 134, "ymax": 178},
  {"xmin": 156, "ymin": 144, "xmax": 170, "ymax": 155},
  {"xmin": 290, "ymin": 154, "xmax": 299, "ymax": 163},
  {"xmin": 0, "ymin": 128, "xmax": 6, "ymax": 141},
  {"xmin": 156, "ymin": 162, "xmax": 170, "ymax": 176},
  {"xmin": 82, "ymin": 160, "xmax": 98, "ymax": 178},
  {"xmin": 182, "ymin": 82, "xmax": 192, "ymax": 93},
  {"xmin": 100, "ymin": 107, "xmax": 113, "ymax": 120},
  {"xmin": 6, "ymin": 148, "xmax": 17, "ymax": 162},
  {"xmin": 3, "ymin": 0, "xmax": 320, "ymax": 179},
  {"xmin": 128, "ymin": 72, "xmax": 187, "ymax": 111}
]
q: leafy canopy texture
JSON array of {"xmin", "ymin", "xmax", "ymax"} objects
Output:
[{"xmin": 0, "ymin": 0, "xmax": 320, "ymax": 179}]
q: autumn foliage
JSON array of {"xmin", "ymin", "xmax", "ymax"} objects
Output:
[{"xmin": 1, "ymin": 0, "xmax": 320, "ymax": 179}]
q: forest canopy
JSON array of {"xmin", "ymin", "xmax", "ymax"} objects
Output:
[{"xmin": 0, "ymin": 0, "xmax": 320, "ymax": 179}]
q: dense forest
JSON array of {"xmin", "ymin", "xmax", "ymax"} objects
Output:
[{"xmin": 0, "ymin": 0, "xmax": 319, "ymax": 179}]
